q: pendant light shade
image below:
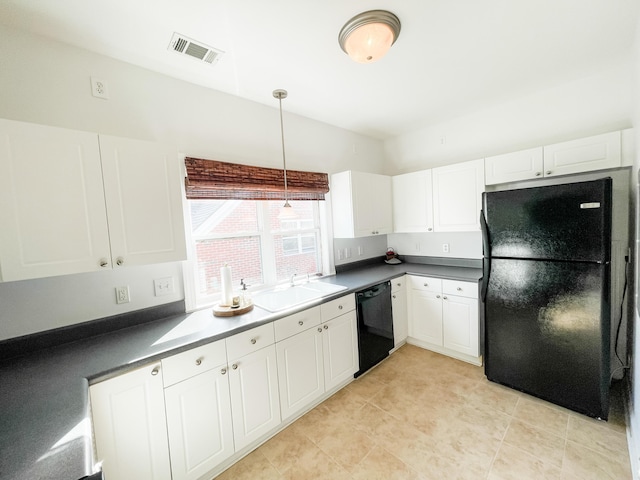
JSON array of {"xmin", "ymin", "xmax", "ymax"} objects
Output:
[{"xmin": 338, "ymin": 10, "xmax": 401, "ymax": 64}]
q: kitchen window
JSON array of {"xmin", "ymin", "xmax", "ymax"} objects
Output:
[{"xmin": 185, "ymin": 198, "xmax": 328, "ymax": 309}]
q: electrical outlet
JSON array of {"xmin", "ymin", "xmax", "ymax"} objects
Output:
[
  {"xmin": 91, "ymin": 76, "xmax": 109, "ymax": 99},
  {"xmin": 442, "ymin": 243, "xmax": 450, "ymax": 253},
  {"xmin": 154, "ymin": 277, "xmax": 174, "ymax": 296},
  {"xmin": 115, "ymin": 286, "xmax": 130, "ymax": 304}
]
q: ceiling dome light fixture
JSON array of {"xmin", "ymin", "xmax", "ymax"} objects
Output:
[{"xmin": 338, "ymin": 10, "xmax": 401, "ymax": 64}]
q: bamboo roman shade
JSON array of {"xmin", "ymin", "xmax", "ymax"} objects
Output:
[{"xmin": 184, "ymin": 157, "xmax": 329, "ymax": 201}]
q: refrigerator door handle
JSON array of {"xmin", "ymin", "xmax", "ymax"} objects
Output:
[{"xmin": 480, "ymin": 209, "xmax": 491, "ymax": 301}]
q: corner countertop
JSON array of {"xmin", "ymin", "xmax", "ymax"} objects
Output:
[{"xmin": 0, "ymin": 261, "xmax": 481, "ymax": 480}]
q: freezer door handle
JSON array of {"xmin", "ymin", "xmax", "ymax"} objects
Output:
[{"xmin": 480, "ymin": 209, "xmax": 491, "ymax": 301}]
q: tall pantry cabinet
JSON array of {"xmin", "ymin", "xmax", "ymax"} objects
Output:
[{"xmin": 0, "ymin": 119, "xmax": 186, "ymax": 282}]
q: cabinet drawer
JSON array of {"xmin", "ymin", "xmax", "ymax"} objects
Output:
[
  {"xmin": 442, "ymin": 280, "xmax": 477, "ymax": 299},
  {"xmin": 162, "ymin": 340, "xmax": 227, "ymax": 387},
  {"xmin": 320, "ymin": 294, "xmax": 355, "ymax": 322},
  {"xmin": 391, "ymin": 276, "xmax": 405, "ymax": 293},
  {"xmin": 408, "ymin": 276, "xmax": 442, "ymax": 293},
  {"xmin": 274, "ymin": 306, "xmax": 321, "ymax": 342},
  {"xmin": 226, "ymin": 323, "xmax": 275, "ymax": 360}
]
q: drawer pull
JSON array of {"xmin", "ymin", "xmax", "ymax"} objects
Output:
[
  {"xmin": 338, "ymin": 305, "xmax": 343, "ymax": 310},
  {"xmin": 424, "ymin": 283, "xmax": 428, "ymax": 287},
  {"xmin": 436, "ymin": 295, "xmax": 441, "ymax": 299},
  {"xmin": 392, "ymin": 295, "xmax": 396, "ymax": 299},
  {"xmin": 318, "ymin": 327, "xmax": 323, "ymax": 332},
  {"xmin": 195, "ymin": 358, "xmax": 202, "ymax": 366},
  {"xmin": 151, "ymin": 367, "xmax": 160, "ymax": 376},
  {"xmin": 443, "ymin": 296, "xmax": 448, "ymax": 300},
  {"xmin": 116, "ymin": 257, "xmax": 124, "ymax": 266},
  {"xmin": 232, "ymin": 363, "xmax": 238, "ymax": 370},
  {"xmin": 250, "ymin": 338, "xmax": 257, "ymax": 345},
  {"xmin": 298, "ymin": 320, "xmax": 304, "ymax": 326},
  {"xmin": 220, "ymin": 367, "xmax": 227, "ymax": 375},
  {"xmin": 324, "ymin": 325, "xmax": 328, "ymax": 330},
  {"xmin": 99, "ymin": 258, "xmax": 109, "ymax": 267},
  {"xmin": 457, "ymin": 287, "xmax": 462, "ymax": 291}
]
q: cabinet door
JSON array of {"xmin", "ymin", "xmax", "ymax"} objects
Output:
[
  {"xmin": 391, "ymin": 282, "xmax": 408, "ymax": 346},
  {"xmin": 276, "ymin": 327, "xmax": 324, "ymax": 421},
  {"xmin": 228, "ymin": 345, "xmax": 281, "ymax": 451},
  {"xmin": 484, "ymin": 147, "xmax": 544, "ymax": 185},
  {"xmin": 442, "ymin": 294, "xmax": 479, "ymax": 357},
  {"xmin": 408, "ymin": 290, "xmax": 443, "ymax": 346},
  {"xmin": 352, "ymin": 172, "xmax": 392, "ymax": 236},
  {"xmin": 0, "ymin": 119, "xmax": 111, "ymax": 281},
  {"xmin": 432, "ymin": 158, "xmax": 484, "ymax": 232},
  {"xmin": 164, "ymin": 368, "xmax": 234, "ymax": 480},
  {"xmin": 392, "ymin": 170, "xmax": 434, "ymax": 233},
  {"xmin": 99, "ymin": 135, "xmax": 186, "ymax": 267},
  {"xmin": 543, "ymin": 131, "xmax": 621, "ymax": 178},
  {"xmin": 322, "ymin": 310, "xmax": 358, "ymax": 391},
  {"xmin": 90, "ymin": 363, "xmax": 171, "ymax": 480}
]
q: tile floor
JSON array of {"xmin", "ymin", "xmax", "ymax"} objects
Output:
[{"xmin": 215, "ymin": 344, "xmax": 632, "ymax": 480}]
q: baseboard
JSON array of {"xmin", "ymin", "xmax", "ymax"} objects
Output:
[{"xmin": 624, "ymin": 377, "xmax": 640, "ymax": 480}]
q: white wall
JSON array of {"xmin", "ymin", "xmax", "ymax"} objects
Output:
[
  {"xmin": 0, "ymin": 25, "xmax": 385, "ymax": 340},
  {"xmin": 383, "ymin": 54, "xmax": 634, "ymax": 174}
]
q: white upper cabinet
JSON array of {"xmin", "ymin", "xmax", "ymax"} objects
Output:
[
  {"xmin": 0, "ymin": 119, "xmax": 186, "ymax": 281},
  {"xmin": 484, "ymin": 147, "xmax": 544, "ymax": 185},
  {"xmin": 392, "ymin": 170, "xmax": 434, "ymax": 233},
  {"xmin": 432, "ymin": 159, "xmax": 484, "ymax": 232},
  {"xmin": 543, "ymin": 131, "xmax": 621, "ymax": 178},
  {"xmin": 331, "ymin": 171, "xmax": 392, "ymax": 238},
  {"xmin": 99, "ymin": 135, "xmax": 186, "ymax": 268},
  {"xmin": 0, "ymin": 119, "xmax": 112, "ymax": 280}
]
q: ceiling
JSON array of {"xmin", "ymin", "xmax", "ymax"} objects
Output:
[{"xmin": 1, "ymin": 1, "xmax": 639, "ymax": 140}]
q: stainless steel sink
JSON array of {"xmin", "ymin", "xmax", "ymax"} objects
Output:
[{"xmin": 252, "ymin": 282, "xmax": 347, "ymax": 312}]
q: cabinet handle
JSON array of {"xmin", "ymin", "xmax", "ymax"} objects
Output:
[
  {"xmin": 250, "ymin": 338, "xmax": 257, "ymax": 345},
  {"xmin": 195, "ymin": 358, "xmax": 202, "ymax": 366},
  {"xmin": 318, "ymin": 327, "xmax": 323, "ymax": 332},
  {"xmin": 545, "ymin": 171, "xmax": 552, "ymax": 175},
  {"xmin": 338, "ymin": 305, "xmax": 343, "ymax": 310},
  {"xmin": 115, "ymin": 257, "xmax": 124, "ymax": 266},
  {"xmin": 99, "ymin": 258, "xmax": 109, "ymax": 267},
  {"xmin": 457, "ymin": 287, "xmax": 462, "ymax": 291},
  {"xmin": 232, "ymin": 363, "xmax": 238, "ymax": 370},
  {"xmin": 424, "ymin": 283, "xmax": 428, "ymax": 287},
  {"xmin": 397, "ymin": 282, "xmax": 402, "ymax": 286},
  {"xmin": 443, "ymin": 296, "xmax": 448, "ymax": 300},
  {"xmin": 392, "ymin": 295, "xmax": 396, "ymax": 299},
  {"xmin": 324, "ymin": 325, "xmax": 329, "ymax": 330},
  {"xmin": 535, "ymin": 172, "xmax": 541, "ymax": 176},
  {"xmin": 220, "ymin": 367, "xmax": 227, "ymax": 375},
  {"xmin": 151, "ymin": 366, "xmax": 160, "ymax": 376},
  {"xmin": 428, "ymin": 227, "xmax": 433, "ymax": 231},
  {"xmin": 298, "ymin": 320, "xmax": 304, "ymax": 326},
  {"xmin": 436, "ymin": 295, "xmax": 441, "ymax": 299}
]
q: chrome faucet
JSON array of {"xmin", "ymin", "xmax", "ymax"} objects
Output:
[{"xmin": 290, "ymin": 273, "xmax": 297, "ymax": 286}]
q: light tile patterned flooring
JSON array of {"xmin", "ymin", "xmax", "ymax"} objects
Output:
[{"xmin": 215, "ymin": 344, "xmax": 631, "ymax": 480}]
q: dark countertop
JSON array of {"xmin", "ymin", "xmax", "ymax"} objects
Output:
[{"xmin": 0, "ymin": 261, "xmax": 481, "ymax": 480}]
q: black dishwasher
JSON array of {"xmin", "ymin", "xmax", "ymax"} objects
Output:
[{"xmin": 355, "ymin": 281, "xmax": 394, "ymax": 377}]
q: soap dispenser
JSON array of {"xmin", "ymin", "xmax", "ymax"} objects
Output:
[{"xmin": 240, "ymin": 279, "xmax": 251, "ymax": 307}]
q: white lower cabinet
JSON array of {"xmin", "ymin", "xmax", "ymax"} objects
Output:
[
  {"xmin": 408, "ymin": 275, "xmax": 480, "ymax": 364},
  {"xmin": 391, "ymin": 276, "xmax": 408, "ymax": 347},
  {"xmin": 276, "ymin": 295, "xmax": 358, "ymax": 422},
  {"xmin": 90, "ymin": 363, "xmax": 172, "ymax": 480},
  {"xmin": 92, "ymin": 297, "xmax": 359, "ymax": 480},
  {"xmin": 228, "ymin": 344, "xmax": 281, "ymax": 451},
  {"xmin": 162, "ymin": 340, "xmax": 233, "ymax": 480}
]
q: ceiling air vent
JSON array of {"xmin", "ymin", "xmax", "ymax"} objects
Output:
[{"xmin": 168, "ymin": 33, "xmax": 224, "ymax": 65}]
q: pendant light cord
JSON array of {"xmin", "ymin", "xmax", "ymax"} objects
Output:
[{"xmin": 276, "ymin": 91, "xmax": 290, "ymax": 206}]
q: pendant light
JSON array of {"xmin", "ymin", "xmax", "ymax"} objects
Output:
[
  {"xmin": 273, "ymin": 89, "xmax": 297, "ymax": 220},
  {"xmin": 338, "ymin": 10, "xmax": 401, "ymax": 64}
]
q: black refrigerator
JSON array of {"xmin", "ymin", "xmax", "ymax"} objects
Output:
[{"xmin": 480, "ymin": 178, "xmax": 612, "ymax": 419}]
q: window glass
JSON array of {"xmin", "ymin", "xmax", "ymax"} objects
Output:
[{"xmin": 188, "ymin": 199, "xmax": 324, "ymax": 307}]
